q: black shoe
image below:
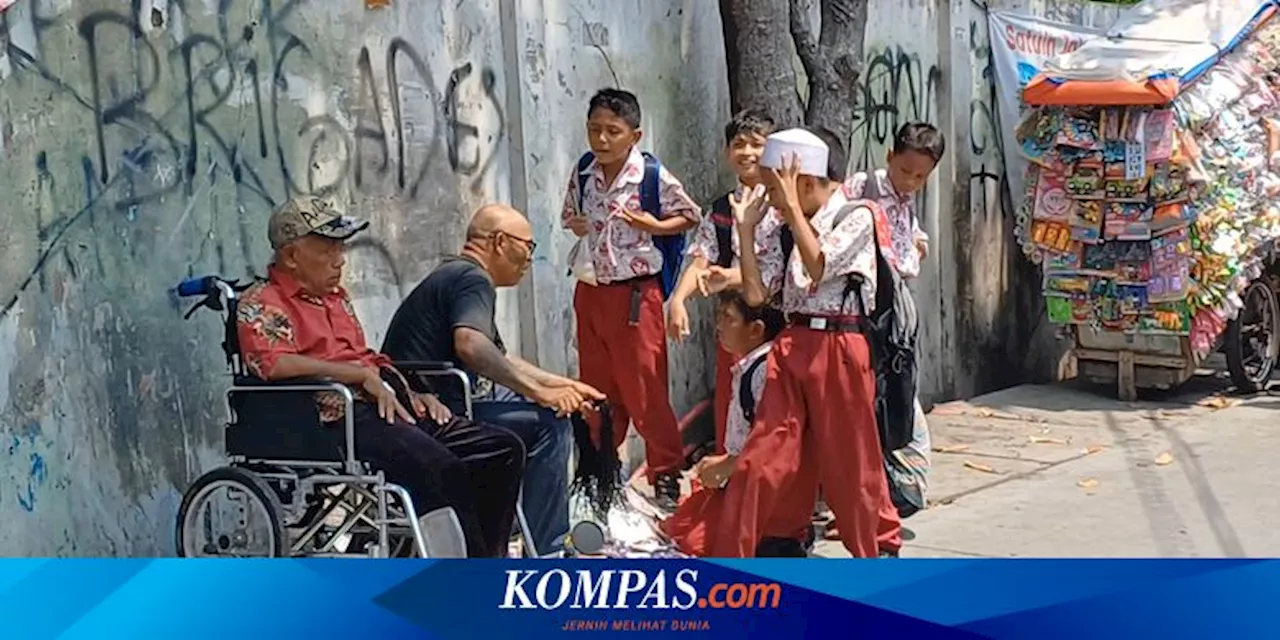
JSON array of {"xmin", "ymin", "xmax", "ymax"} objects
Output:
[
  {"xmin": 652, "ymin": 473, "xmax": 681, "ymax": 512},
  {"xmin": 757, "ymin": 537, "xmax": 808, "ymax": 557},
  {"xmin": 879, "ymin": 547, "xmax": 900, "ymax": 558}
]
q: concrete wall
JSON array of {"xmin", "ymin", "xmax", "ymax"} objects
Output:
[{"xmin": 0, "ymin": 0, "xmax": 1115, "ymax": 555}]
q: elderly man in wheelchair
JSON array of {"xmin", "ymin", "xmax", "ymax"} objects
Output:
[{"xmin": 175, "ymin": 196, "xmax": 527, "ymax": 558}]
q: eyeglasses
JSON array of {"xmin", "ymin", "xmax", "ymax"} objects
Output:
[{"xmin": 488, "ymin": 231, "xmax": 537, "ymax": 254}]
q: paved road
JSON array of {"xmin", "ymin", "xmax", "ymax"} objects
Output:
[{"xmin": 816, "ymin": 364, "xmax": 1279, "ymax": 558}]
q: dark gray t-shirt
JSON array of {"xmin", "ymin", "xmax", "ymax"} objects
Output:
[{"xmin": 381, "ymin": 256, "xmax": 504, "ymax": 408}]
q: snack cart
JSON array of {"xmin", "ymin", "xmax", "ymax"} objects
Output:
[{"xmin": 1015, "ymin": 0, "xmax": 1280, "ymax": 399}]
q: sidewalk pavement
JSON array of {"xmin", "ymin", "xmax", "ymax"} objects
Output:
[{"xmin": 816, "ymin": 363, "xmax": 1280, "ymax": 558}]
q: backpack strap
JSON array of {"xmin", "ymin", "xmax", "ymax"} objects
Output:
[
  {"xmin": 828, "ymin": 201, "xmax": 884, "ymax": 319},
  {"xmin": 639, "ymin": 152, "xmax": 661, "ymax": 218},
  {"xmin": 710, "ymin": 193, "xmax": 734, "ymax": 268},
  {"xmin": 575, "ymin": 152, "xmax": 595, "ymax": 214},
  {"xmin": 738, "ymin": 354, "xmax": 769, "ymax": 425},
  {"xmin": 861, "ymin": 171, "xmax": 883, "ymax": 201},
  {"xmin": 641, "ymin": 153, "xmax": 686, "ymax": 300},
  {"xmin": 779, "ymin": 226, "xmax": 795, "ymax": 263}
]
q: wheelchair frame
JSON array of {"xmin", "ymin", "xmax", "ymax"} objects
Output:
[{"xmin": 174, "ymin": 276, "xmax": 538, "ymax": 558}]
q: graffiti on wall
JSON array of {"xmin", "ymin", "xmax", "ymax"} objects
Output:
[
  {"xmin": 851, "ymin": 45, "xmax": 942, "ymax": 172},
  {"xmin": 968, "ymin": 16, "xmax": 1010, "ymax": 221},
  {"xmin": 851, "ymin": 33, "xmax": 1015, "ymax": 222},
  {"xmin": 1, "ymin": 0, "xmax": 505, "ymax": 317}
]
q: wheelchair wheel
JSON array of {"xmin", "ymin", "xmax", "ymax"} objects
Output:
[{"xmin": 177, "ymin": 466, "xmax": 286, "ymax": 557}]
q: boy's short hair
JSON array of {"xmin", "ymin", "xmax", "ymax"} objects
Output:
[
  {"xmin": 802, "ymin": 126, "xmax": 848, "ymax": 183},
  {"xmin": 588, "ymin": 88, "xmax": 642, "ymax": 129},
  {"xmin": 724, "ymin": 108, "xmax": 776, "ymax": 146},
  {"xmin": 893, "ymin": 122, "xmax": 946, "ymax": 163},
  {"xmin": 719, "ymin": 291, "xmax": 786, "ymax": 342}
]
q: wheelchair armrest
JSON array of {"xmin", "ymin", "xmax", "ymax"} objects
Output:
[
  {"xmin": 391, "ymin": 360, "xmax": 458, "ymax": 373},
  {"xmin": 229, "ymin": 377, "xmax": 352, "ymax": 396},
  {"xmin": 233, "ymin": 375, "xmax": 333, "ymax": 387}
]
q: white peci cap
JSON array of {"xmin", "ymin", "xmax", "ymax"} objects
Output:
[{"xmin": 759, "ymin": 128, "xmax": 830, "ymax": 178}]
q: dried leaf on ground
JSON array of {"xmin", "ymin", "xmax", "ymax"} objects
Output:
[
  {"xmin": 1082, "ymin": 445, "xmax": 1106, "ymax": 455},
  {"xmin": 935, "ymin": 444, "xmax": 971, "ymax": 454},
  {"xmin": 975, "ymin": 408, "xmax": 995, "ymax": 417},
  {"xmin": 963, "ymin": 460, "xmax": 998, "ymax": 474},
  {"xmin": 931, "ymin": 403, "xmax": 966, "ymax": 416},
  {"xmin": 1029, "ymin": 435, "xmax": 1070, "ymax": 445},
  {"xmin": 1154, "ymin": 451, "xmax": 1175, "ymax": 466},
  {"xmin": 1198, "ymin": 396, "xmax": 1239, "ymax": 409},
  {"xmin": 1077, "ymin": 478, "xmax": 1099, "ymax": 490}
]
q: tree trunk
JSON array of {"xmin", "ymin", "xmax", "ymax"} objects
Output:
[
  {"xmin": 718, "ymin": 0, "xmax": 804, "ymax": 128},
  {"xmin": 720, "ymin": 0, "xmax": 868, "ymax": 145}
]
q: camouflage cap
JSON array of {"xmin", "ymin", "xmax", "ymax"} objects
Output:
[{"xmin": 268, "ymin": 195, "xmax": 370, "ymax": 249}]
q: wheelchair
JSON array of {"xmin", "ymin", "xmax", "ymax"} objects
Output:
[{"xmin": 172, "ymin": 275, "xmax": 539, "ymax": 558}]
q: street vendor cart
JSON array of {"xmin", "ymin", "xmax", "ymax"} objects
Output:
[{"xmin": 1015, "ymin": 0, "xmax": 1280, "ymax": 399}]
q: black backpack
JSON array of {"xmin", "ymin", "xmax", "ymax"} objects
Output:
[
  {"xmin": 849, "ymin": 201, "xmax": 919, "ymax": 454},
  {"xmin": 779, "ymin": 202, "xmax": 918, "ymax": 454}
]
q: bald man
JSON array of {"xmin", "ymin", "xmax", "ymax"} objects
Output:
[{"xmin": 383, "ymin": 204, "xmax": 604, "ymax": 556}]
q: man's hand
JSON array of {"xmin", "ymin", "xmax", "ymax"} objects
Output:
[
  {"xmin": 532, "ymin": 385, "xmax": 593, "ymax": 417},
  {"xmin": 409, "ymin": 391, "xmax": 453, "ymax": 426},
  {"xmin": 915, "ymin": 238, "xmax": 929, "ymax": 260},
  {"xmin": 360, "ymin": 371, "xmax": 416, "ymax": 425},
  {"xmin": 729, "ymin": 184, "xmax": 768, "ymax": 230},
  {"xmin": 697, "ymin": 266, "xmax": 734, "ymax": 296},
  {"xmin": 769, "ymin": 154, "xmax": 804, "ymax": 223},
  {"xmin": 667, "ymin": 299, "xmax": 692, "ymax": 341},
  {"xmin": 544, "ymin": 377, "xmax": 605, "ymax": 402},
  {"xmin": 568, "ymin": 215, "xmax": 590, "ymax": 237},
  {"xmin": 620, "ymin": 210, "xmax": 663, "ymax": 234}
]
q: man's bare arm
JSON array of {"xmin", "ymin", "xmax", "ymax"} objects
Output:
[
  {"xmin": 269, "ymin": 354, "xmax": 377, "ymax": 386},
  {"xmin": 509, "ymin": 355, "xmax": 574, "ymax": 387},
  {"xmin": 454, "ymin": 327, "xmax": 543, "ymax": 397}
]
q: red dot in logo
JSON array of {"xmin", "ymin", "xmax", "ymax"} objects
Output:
[{"xmin": 698, "ymin": 598, "xmax": 707, "ymax": 608}]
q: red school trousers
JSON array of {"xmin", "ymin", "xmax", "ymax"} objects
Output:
[
  {"xmin": 709, "ymin": 325, "xmax": 901, "ymax": 558},
  {"xmin": 574, "ymin": 278, "xmax": 684, "ymax": 479},
  {"xmin": 713, "ymin": 344, "xmax": 734, "ymax": 455}
]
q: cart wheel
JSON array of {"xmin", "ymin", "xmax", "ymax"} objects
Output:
[
  {"xmin": 176, "ymin": 466, "xmax": 286, "ymax": 557},
  {"xmin": 1225, "ymin": 280, "xmax": 1280, "ymax": 394}
]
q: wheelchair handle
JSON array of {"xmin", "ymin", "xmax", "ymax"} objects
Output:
[
  {"xmin": 176, "ymin": 276, "xmax": 215, "ymax": 298},
  {"xmin": 175, "ymin": 276, "xmax": 238, "ymax": 301}
]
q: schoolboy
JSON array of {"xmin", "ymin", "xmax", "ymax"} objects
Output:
[
  {"xmin": 667, "ymin": 108, "xmax": 779, "ymax": 454},
  {"xmin": 712, "ymin": 127, "xmax": 901, "ymax": 558},
  {"xmin": 561, "ymin": 88, "xmax": 701, "ymax": 509},
  {"xmin": 822, "ymin": 122, "xmax": 946, "ymax": 551},
  {"xmin": 660, "ymin": 291, "xmax": 791, "ymax": 555}
]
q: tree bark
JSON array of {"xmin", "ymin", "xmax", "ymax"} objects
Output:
[
  {"xmin": 721, "ymin": 0, "xmax": 867, "ymax": 145},
  {"xmin": 718, "ymin": 0, "xmax": 805, "ymax": 128}
]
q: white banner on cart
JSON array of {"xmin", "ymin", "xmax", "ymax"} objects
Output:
[{"xmin": 987, "ymin": 12, "xmax": 1104, "ymax": 202}]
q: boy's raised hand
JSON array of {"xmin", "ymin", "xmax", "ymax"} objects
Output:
[
  {"xmin": 770, "ymin": 153, "xmax": 804, "ymax": 220},
  {"xmin": 729, "ymin": 183, "xmax": 767, "ymax": 229}
]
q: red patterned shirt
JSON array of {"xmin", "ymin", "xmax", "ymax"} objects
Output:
[{"xmin": 236, "ymin": 265, "xmax": 390, "ymax": 422}]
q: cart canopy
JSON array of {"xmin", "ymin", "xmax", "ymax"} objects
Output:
[{"xmin": 1024, "ymin": 0, "xmax": 1277, "ymax": 106}]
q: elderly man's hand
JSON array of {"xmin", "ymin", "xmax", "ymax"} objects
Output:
[
  {"xmin": 360, "ymin": 371, "xmax": 416, "ymax": 425},
  {"xmin": 411, "ymin": 392, "xmax": 453, "ymax": 425}
]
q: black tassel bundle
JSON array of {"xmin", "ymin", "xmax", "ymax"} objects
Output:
[{"xmin": 570, "ymin": 401, "xmax": 622, "ymax": 520}]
